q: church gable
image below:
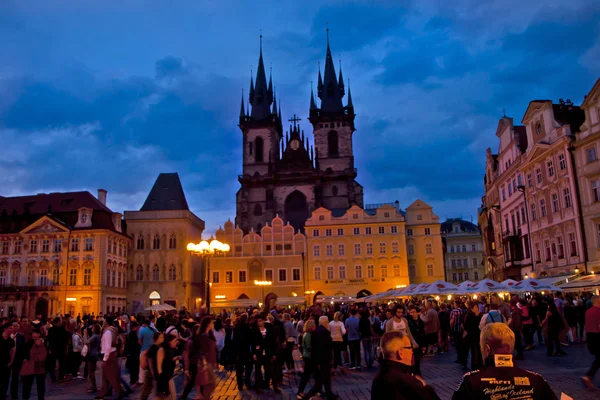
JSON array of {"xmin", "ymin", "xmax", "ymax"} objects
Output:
[{"xmin": 20, "ymin": 216, "xmax": 69, "ymax": 235}]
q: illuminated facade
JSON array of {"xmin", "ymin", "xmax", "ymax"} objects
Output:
[
  {"xmin": 305, "ymin": 204, "xmax": 409, "ymax": 300},
  {"xmin": 573, "ymin": 79, "xmax": 600, "ymax": 273},
  {"xmin": 211, "ymin": 216, "xmax": 307, "ymax": 309},
  {"xmin": 442, "ymin": 219, "xmax": 485, "ymax": 284},
  {"xmin": 0, "ymin": 190, "xmax": 129, "ymax": 318},
  {"xmin": 125, "ymin": 173, "xmax": 205, "ymax": 313}
]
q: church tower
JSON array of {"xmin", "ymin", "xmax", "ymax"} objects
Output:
[
  {"xmin": 236, "ymin": 36, "xmax": 283, "ymax": 232},
  {"xmin": 309, "ymin": 30, "xmax": 363, "ymax": 210}
]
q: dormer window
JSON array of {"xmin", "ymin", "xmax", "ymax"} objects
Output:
[
  {"xmin": 536, "ymin": 123, "xmax": 542, "ymax": 135},
  {"xmin": 81, "ymin": 214, "xmax": 87, "ymax": 223}
]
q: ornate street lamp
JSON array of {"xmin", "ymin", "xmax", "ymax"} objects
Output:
[{"xmin": 187, "ymin": 239, "xmax": 230, "ymax": 312}]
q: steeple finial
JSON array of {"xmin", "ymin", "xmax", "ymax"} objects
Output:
[
  {"xmin": 250, "ymin": 32, "xmax": 273, "ymax": 120},
  {"xmin": 338, "ymin": 59, "xmax": 345, "ymax": 95},
  {"xmin": 326, "ymin": 23, "xmax": 329, "ymax": 47},
  {"xmin": 318, "ymin": 28, "xmax": 344, "ymax": 112}
]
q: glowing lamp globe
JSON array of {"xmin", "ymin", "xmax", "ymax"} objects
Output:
[
  {"xmin": 186, "ymin": 243, "xmax": 196, "ymax": 252},
  {"xmin": 209, "ymin": 240, "xmax": 223, "ymax": 252},
  {"xmin": 198, "ymin": 241, "xmax": 210, "ymax": 252}
]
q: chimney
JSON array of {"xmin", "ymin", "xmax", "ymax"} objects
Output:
[{"xmin": 98, "ymin": 189, "xmax": 107, "ymax": 205}]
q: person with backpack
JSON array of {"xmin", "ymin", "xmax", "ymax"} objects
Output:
[{"xmin": 479, "ymin": 303, "xmax": 507, "ymax": 331}]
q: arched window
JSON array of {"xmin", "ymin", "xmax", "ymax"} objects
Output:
[
  {"xmin": 153, "ymin": 235, "xmax": 160, "ymax": 249},
  {"xmin": 136, "ymin": 265, "xmax": 143, "ymax": 280},
  {"xmin": 152, "ymin": 265, "xmax": 159, "ymax": 281},
  {"xmin": 137, "ymin": 235, "xmax": 144, "ymax": 250},
  {"xmin": 255, "ymin": 136, "xmax": 264, "ymax": 162},
  {"xmin": 254, "ymin": 203, "xmax": 263, "ymax": 216},
  {"xmin": 169, "ymin": 265, "xmax": 176, "ymax": 281},
  {"xmin": 328, "ymin": 130, "xmax": 339, "ymax": 156},
  {"xmin": 169, "ymin": 235, "xmax": 177, "ymax": 249}
]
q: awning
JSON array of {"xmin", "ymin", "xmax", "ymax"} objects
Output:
[
  {"xmin": 559, "ymin": 274, "xmax": 600, "ymax": 292},
  {"xmin": 536, "ymin": 274, "xmax": 575, "ymax": 287},
  {"xmin": 315, "ymin": 295, "xmax": 355, "ymax": 304},
  {"xmin": 275, "ymin": 297, "xmax": 306, "ymax": 306},
  {"xmin": 211, "ymin": 299, "xmax": 259, "ymax": 309}
]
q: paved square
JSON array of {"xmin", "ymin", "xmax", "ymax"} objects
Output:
[{"xmin": 43, "ymin": 342, "xmax": 600, "ymax": 400}]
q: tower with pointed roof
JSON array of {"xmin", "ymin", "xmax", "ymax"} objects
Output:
[
  {"xmin": 309, "ymin": 30, "xmax": 363, "ymax": 210},
  {"xmin": 235, "ymin": 31, "xmax": 362, "ymax": 234}
]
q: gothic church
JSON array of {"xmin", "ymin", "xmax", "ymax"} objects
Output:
[{"xmin": 236, "ymin": 34, "xmax": 363, "ymax": 233}]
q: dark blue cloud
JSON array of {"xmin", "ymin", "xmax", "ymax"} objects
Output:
[{"xmin": 0, "ymin": 1, "xmax": 599, "ymax": 229}]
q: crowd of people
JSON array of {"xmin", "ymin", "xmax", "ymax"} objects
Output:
[{"xmin": 0, "ymin": 291, "xmax": 598, "ymax": 400}]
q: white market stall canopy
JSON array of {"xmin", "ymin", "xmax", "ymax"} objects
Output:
[
  {"xmin": 315, "ymin": 295, "xmax": 355, "ymax": 304},
  {"xmin": 501, "ymin": 279, "xmax": 520, "ymax": 289},
  {"xmin": 211, "ymin": 299, "xmax": 259, "ymax": 309},
  {"xmin": 355, "ymin": 289, "xmax": 396, "ymax": 303},
  {"xmin": 537, "ymin": 275, "xmax": 575, "ymax": 287},
  {"xmin": 457, "ymin": 279, "xmax": 508, "ymax": 294},
  {"xmin": 455, "ymin": 281, "xmax": 475, "ymax": 294},
  {"xmin": 414, "ymin": 280, "xmax": 459, "ymax": 295},
  {"xmin": 512, "ymin": 278, "xmax": 562, "ymax": 292},
  {"xmin": 559, "ymin": 274, "xmax": 600, "ymax": 292}
]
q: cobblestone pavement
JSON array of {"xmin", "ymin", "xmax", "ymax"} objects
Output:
[{"xmin": 41, "ymin": 341, "xmax": 600, "ymax": 400}]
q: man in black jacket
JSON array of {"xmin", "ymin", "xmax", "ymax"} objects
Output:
[
  {"xmin": 233, "ymin": 314, "xmax": 253, "ymax": 391},
  {"xmin": 452, "ymin": 323, "xmax": 557, "ymax": 399},
  {"xmin": 305, "ymin": 316, "xmax": 338, "ymax": 400},
  {"xmin": 252, "ymin": 314, "xmax": 280, "ymax": 394},
  {"xmin": 371, "ymin": 330, "xmax": 440, "ymax": 400}
]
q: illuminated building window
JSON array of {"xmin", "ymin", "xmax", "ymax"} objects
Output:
[
  {"xmin": 69, "ymin": 269, "xmax": 77, "ymax": 286},
  {"xmin": 339, "ymin": 265, "xmax": 346, "ymax": 279}
]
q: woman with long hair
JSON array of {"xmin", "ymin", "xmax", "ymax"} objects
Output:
[
  {"xmin": 156, "ymin": 333, "xmax": 179, "ymax": 400},
  {"xmin": 85, "ymin": 324, "xmax": 101, "ymax": 393},
  {"xmin": 329, "ymin": 311, "xmax": 347, "ymax": 372},
  {"xmin": 296, "ymin": 319, "xmax": 316, "ymax": 399},
  {"xmin": 196, "ymin": 317, "xmax": 217, "ymax": 400},
  {"xmin": 542, "ymin": 300, "xmax": 567, "ymax": 356}
]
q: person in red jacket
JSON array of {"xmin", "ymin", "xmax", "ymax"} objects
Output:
[{"xmin": 582, "ymin": 295, "xmax": 600, "ymax": 388}]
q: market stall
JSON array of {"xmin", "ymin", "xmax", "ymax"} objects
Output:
[
  {"xmin": 558, "ymin": 274, "xmax": 600, "ymax": 294},
  {"xmin": 512, "ymin": 278, "xmax": 562, "ymax": 293}
]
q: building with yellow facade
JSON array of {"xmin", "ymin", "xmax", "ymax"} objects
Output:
[
  {"xmin": 405, "ymin": 200, "xmax": 445, "ymax": 283},
  {"xmin": 211, "ymin": 216, "xmax": 307, "ymax": 310},
  {"xmin": 304, "ymin": 204, "xmax": 409, "ymax": 301},
  {"xmin": 0, "ymin": 190, "xmax": 130, "ymax": 318}
]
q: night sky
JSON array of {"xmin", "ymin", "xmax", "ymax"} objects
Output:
[{"xmin": 1, "ymin": 1, "xmax": 599, "ymax": 234}]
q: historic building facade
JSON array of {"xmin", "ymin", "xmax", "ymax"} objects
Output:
[
  {"xmin": 480, "ymin": 148, "xmax": 504, "ymax": 280},
  {"xmin": 211, "ymin": 216, "xmax": 307, "ymax": 309},
  {"xmin": 573, "ymin": 79, "xmax": 600, "ymax": 273},
  {"xmin": 235, "ymin": 35, "xmax": 363, "ymax": 234},
  {"xmin": 520, "ymin": 100, "xmax": 586, "ymax": 277},
  {"xmin": 0, "ymin": 190, "xmax": 129, "ymax": 318},
  {"xmin": 305, "ymin": 204, "xmax": 409, "ymax": 300},
  {"xmin": 125, "ymin": 173, "xmax": 205, "ymax": 314},
  {"xmin": 405, "ymin": 200, "xmax": 445, "ymax": 283},
  {"xmin": 442, "ymin": 219, "xmax": 485, "ymax": 284},
  {"xmin": 494, "ymin": 116, "xmax": 532, "ymax": 279}
]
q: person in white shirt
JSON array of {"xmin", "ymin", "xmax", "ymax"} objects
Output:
[
  {"xmin": 94, "ymin": 316, "xmax": 123, "ymax": 400},
  {"xmin": 330, "ymin": 312, "xmax": 347, "ymax": 371}
]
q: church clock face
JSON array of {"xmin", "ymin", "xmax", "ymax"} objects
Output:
[{"xmin": 290, "ymin": 139, "xmax": 300, "ymax": 150}]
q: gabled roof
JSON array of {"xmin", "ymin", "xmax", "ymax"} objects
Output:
[
  {"xmin": 441, "ymin": 218, "xmax": 479, "ymax": 234},
  {"xmin": 406, "ymin": 199, "xmax": 432, "ymax": 210},
  {"xmin": 0, "ymin": 191, "xmax": 120, "ymax": 234},
  {"xmin": 581, "ymin": 78, "xmax": 600, "ymax": 108},
  {"xmin": 141, "ymin": 173, "xmax": 189, "ymax": 211}
]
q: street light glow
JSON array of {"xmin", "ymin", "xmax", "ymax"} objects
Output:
[
  {"xmin": 187, "ymin": 239, "xmax": 230, "ymax": 254},
  {"xmin": 254, "ymin": 280, "xmax": 272, "ymax": 286}
]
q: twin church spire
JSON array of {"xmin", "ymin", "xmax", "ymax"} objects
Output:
[{"xmin": 241, "ymin": 30, "xmax": 353, "ymax": 124}]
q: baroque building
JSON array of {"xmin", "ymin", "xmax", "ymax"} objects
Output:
[
  {"xmin": 0, "ymin": 190, "xmax": 129, "ymax": 317},
  {"xmin": 520, "ymin": 100, "xmax": 585, "ymax": 277},
  {"xmin": 442, "ymin": 218, "xmax": 485, "ymax": 284},
  {"xmin": 211, "ymin": 216, "xmax": 307, "ymax": 309},
  {"xmin": 480, "ymin": 148, "xmax": 504, "ymax": 280},
  {"xmin": 304, "ymin": 204, "xmax": 409, "ymax": 301},
  {"xmin": 125, "ymin": 173, "xmax": 205, "ymax": 313},
  {"xmin": 236, "ymin": 34, "xmax": 363, "ymax": 234},
  {"xmin": 573, "ymin": 78, "xmax": 600, "ymax": 273}
]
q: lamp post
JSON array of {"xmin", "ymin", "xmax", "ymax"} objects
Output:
[
  {"xmin": 254, "ymin": 280, "xmax": 272, "ymax": 310},
  {"xmin": 187, "ymin": 239, "xmax": 230, "ymax": 313}
]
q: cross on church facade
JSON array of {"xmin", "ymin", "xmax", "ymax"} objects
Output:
[{"xmin": 288, "ymin": 114, "xmax": 301, "ymax": 125}]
